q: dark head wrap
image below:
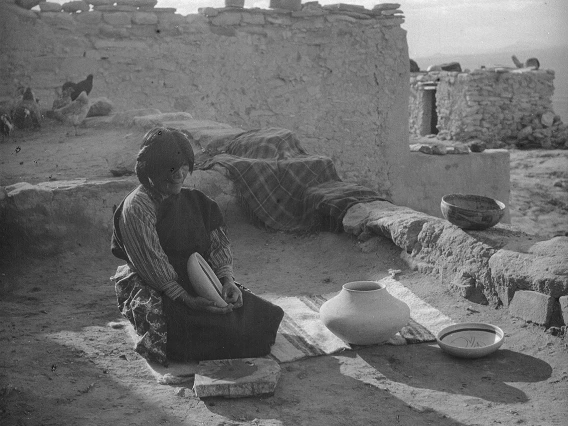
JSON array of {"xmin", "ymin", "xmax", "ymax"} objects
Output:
[{"xmin": 135, "ymin": 127, "xmax": 195, "ymax": 187}]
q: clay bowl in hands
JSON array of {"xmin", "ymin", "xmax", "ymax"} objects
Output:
[
  {"xmin": 436, "ymin": 322, "xmax": 504, "ymax": 359},
  {"xmin": 187, "ymin": 253, "xmax": 227, "ymax": 307},
  {"xmin": 441, "ymin": 194, "xmax": 506, "ymax": 230}
]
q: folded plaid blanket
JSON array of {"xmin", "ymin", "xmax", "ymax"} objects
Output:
[{"xmin": 199, "ymin": 127, "xmax": 388, "ymax": 232}]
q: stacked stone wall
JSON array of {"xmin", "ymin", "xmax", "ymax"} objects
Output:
[
  {"xmin": 0, "ymin": 1, "xmax": 410, "ymax": 198},
  {"xmin": 409, "ymin": 70, "xmax": 567, "ymax": 149}
]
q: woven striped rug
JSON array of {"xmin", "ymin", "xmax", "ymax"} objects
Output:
[
  {"xmin": 266, "ymin": 277, "xmax": 454, "ymax": 363},
  {"xmin": 141, "ymin": 277, "xmax": 454, "ymax": 384}
]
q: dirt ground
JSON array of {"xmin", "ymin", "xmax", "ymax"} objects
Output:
[{"xmin": 1, "ymin": 121, "xmax": 567, "ymax": 426}]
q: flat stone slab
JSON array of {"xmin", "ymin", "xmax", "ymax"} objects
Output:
[
  {"xmin": 509, "ymin": 290, "xmax": 555, "ymax": 326},
  {"xmin": 193, "ymin": 358, "xmax": 280, "ymax": 399}
]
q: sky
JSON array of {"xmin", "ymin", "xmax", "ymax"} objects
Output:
[{"xmin": 141, "ymin": 0, "xmax": 568, "ymax": 57}]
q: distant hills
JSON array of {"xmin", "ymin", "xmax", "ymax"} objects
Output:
[{"xmin": 413, "ymin": 45, "xmax": 568, "ymax": 123}]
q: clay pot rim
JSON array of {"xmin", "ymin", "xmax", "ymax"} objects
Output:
[{"xmin": 342, "ymin": 281, "xmax": 385, "ymax": 292}]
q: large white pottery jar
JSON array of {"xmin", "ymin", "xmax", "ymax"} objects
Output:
[{"xmin": 319, "ymin": 281, "xmax": 410, "ymax": 345}]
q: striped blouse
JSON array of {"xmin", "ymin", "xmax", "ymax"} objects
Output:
[{"xmin": 118, "ymin": 185, "xmax": 234, "ymax": 301}]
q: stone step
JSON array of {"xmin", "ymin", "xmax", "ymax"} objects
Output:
[{"xmin": 193, "ymin": 358, "xmax": 281, "ymax": 398}]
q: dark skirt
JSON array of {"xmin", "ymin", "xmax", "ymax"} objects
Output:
[
  {"xmin": 163, "ymin": 289, "xmax": 284, "ymax": 362},
  {"xmin": 112, "ymin": 264, "xmax": 284, "ymax": 364}
]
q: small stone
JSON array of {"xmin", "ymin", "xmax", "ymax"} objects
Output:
[
  {"xmin": 541, "ymin": 111, "xmax": 555, "ymax": 128},
  {"xmin": 87, "ymin": 98, "xmax": 114, "ymax": 117},
  {"xmin": 173, "ymin": 387, "xmax": 189, "ymax": 397},
  {"xmin": 517, "ymin": 126, "xmax": 533, "ymax": 140}
]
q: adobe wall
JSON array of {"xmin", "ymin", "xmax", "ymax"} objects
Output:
[
  {"xmin": 409, "ymin": 69, "xmax": 567, "ymax": 148},
  {"xmin": 0, "ymin": 1, "xmax": 410, "ymax": 201}
]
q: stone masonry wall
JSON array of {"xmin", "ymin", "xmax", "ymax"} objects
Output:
[
  {"xmin": 409, "ymin": 69, "xmax": 567, "ymax": 148},
  {"xmin": 0, "ymin": 1, "xmax": 410, "ymax": 200}
]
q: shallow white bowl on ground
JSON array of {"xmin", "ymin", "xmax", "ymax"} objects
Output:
[{"xmin": 436, "ymin": 322, "xmax": 504, "ymax": 359}]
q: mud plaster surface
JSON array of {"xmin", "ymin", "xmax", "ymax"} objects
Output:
[{"xmin": 1, "ymin": 122, "xmax": 567, "ymax": 426}]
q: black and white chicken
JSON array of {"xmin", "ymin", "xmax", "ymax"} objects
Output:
[
  {"xmin": 62, "ymin": 74, "xmax": 94, "ymax": 101},
  {"xmin": 12, "ymin": 87, "xmax": 42, "ymax": 130}
]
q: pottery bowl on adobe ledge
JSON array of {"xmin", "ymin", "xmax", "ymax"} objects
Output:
[{"xmin": 441, "ymin": 194, "xmax": 506, "ymax": 230}]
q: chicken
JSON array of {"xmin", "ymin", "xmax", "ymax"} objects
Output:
[
  {"xmin": 52, "ymin": 91, "xmax": 90, "ymax": 136},
  {"xmin": 1, "ymin": 112, "xmax": 14, "ymax": 142},
  {"xmin": 512, "ymin": 55, "xmax": 540, "ymax": 70},
  {"xmin": 62, "ymin": 74, "xmax": 94, "ymax": 101},
  {"xmin": 12, "ymin": 87, "xmax": 42, "ymax": 130},
  {"xmin": 52, "ymin": 86, "xmax": 73, "ymax": 110}
]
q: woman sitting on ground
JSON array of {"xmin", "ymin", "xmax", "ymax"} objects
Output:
[{"xmin": 110, "ymin": 127, "xmax": 284, "ymax": 365}]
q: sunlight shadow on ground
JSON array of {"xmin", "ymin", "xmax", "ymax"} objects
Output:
[
  {"xmin": 1, "ymin": 330, "xmax": 183, "ymax": 425},
  {"xmin": 203, "ymin": 354, "xmax": 467, "ymax": 426},
  {"xmin": 357, "ymin": 343, "xmax": 552, "ymax": 404}
]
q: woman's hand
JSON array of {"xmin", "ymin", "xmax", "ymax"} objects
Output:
[
  {"xmin": 179, "ymin": 293, "xmax": 233, "ymax": 314},
  {"xmin": 221, "ymin": 277, "xmax": 243, "ymax": 309}
]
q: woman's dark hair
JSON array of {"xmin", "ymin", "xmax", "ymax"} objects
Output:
[{"xmin": 135, "ymin": 127, "xmax": 195, "ymax": 187}]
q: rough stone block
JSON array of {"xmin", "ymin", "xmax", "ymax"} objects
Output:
[
  {"xmin": 242, "ymin": 11, "xmax": 265, "ymax": 25},
  {"xmin": 15, "ymin": 0, "xmax": 41, "ymax": 10},
  {"xmin": 86, "ymin": 97, "xmax": 114, "ymax": 117},
  {"xmin": 39, "ymin": 2, "xmax": 63, "ymax": 12},
  {"xmin": 75, "ymin": 10, "xmax": 102, "ymax": 24},
  {"xmin": 95, "ymin": 4, "xmax": 136, "ymax": 12},
  {"xmin": 509, "ymin": 290, "xmax": 555, "ymax": 325},
  {"xmin": 88, "ymin": 0, "xmax": 112, "ymax": 5},
  {"xmin": 157, "ymin": 12, "xmax": 186, "ymax": 26},
  {"xmin": 372, "ymin": 3, "xmax": 401, "ymax": 11},
  {"xmin": 365, "ymin": 210, "xmax": 433, "ymax": 253},
  {"xmin": 211, "ymin": 11, "xmax": 242, "ymax": 26},
  {"xmin": 193, "ymin": 358, "xmax": 281, "ymax": 399},
  {"xmin": 102, "ymin": 11, "xmax": 132, "ymax": 26},
  {"xmin": 131, "ymin": 11, "xmax": 158, "ymax": 24},
  {"xmin": 116, "ymin": 0, "xmax": 156, "ymax": 6},
  {"xmin": 40, "ymin": 11, "xmax": 76, "ymax": 29},
  {"xmin": 98, "ymin": 23, "xmax": 129, "ymax": 38},
  {"xmin": 61, "ymin": 1, "xmax": 89, "ymax": 13},
  {"xmin": 3, "ymin": 2, "xmax": 39, "ymax": 18},
  {"xmin": 559, "ymin": 295, "xmax": 568, "ymax": 326},
  {"xmin": 489, "ymin": 236, "xmax": 568, "ymax": 300},
  {"xmin": 541, "ymin": 111, "xmax": 555, "ymax": 127},
  {"xmin": 343, "ymin": 200, "xmax": 409, "ymax": 236},
  {"xmin": 269, "ymin": 0, "xmax": 302, "ymax": 11}
]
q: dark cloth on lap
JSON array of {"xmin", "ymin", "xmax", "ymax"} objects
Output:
[{"xmin": 164, "ymin": 290, "xmax": 284, "ymax": 361}]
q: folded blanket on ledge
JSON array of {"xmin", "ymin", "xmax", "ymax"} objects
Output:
[{"xmin": 198, "ymin": 127, "xmax": 388, "ymax": 232}]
